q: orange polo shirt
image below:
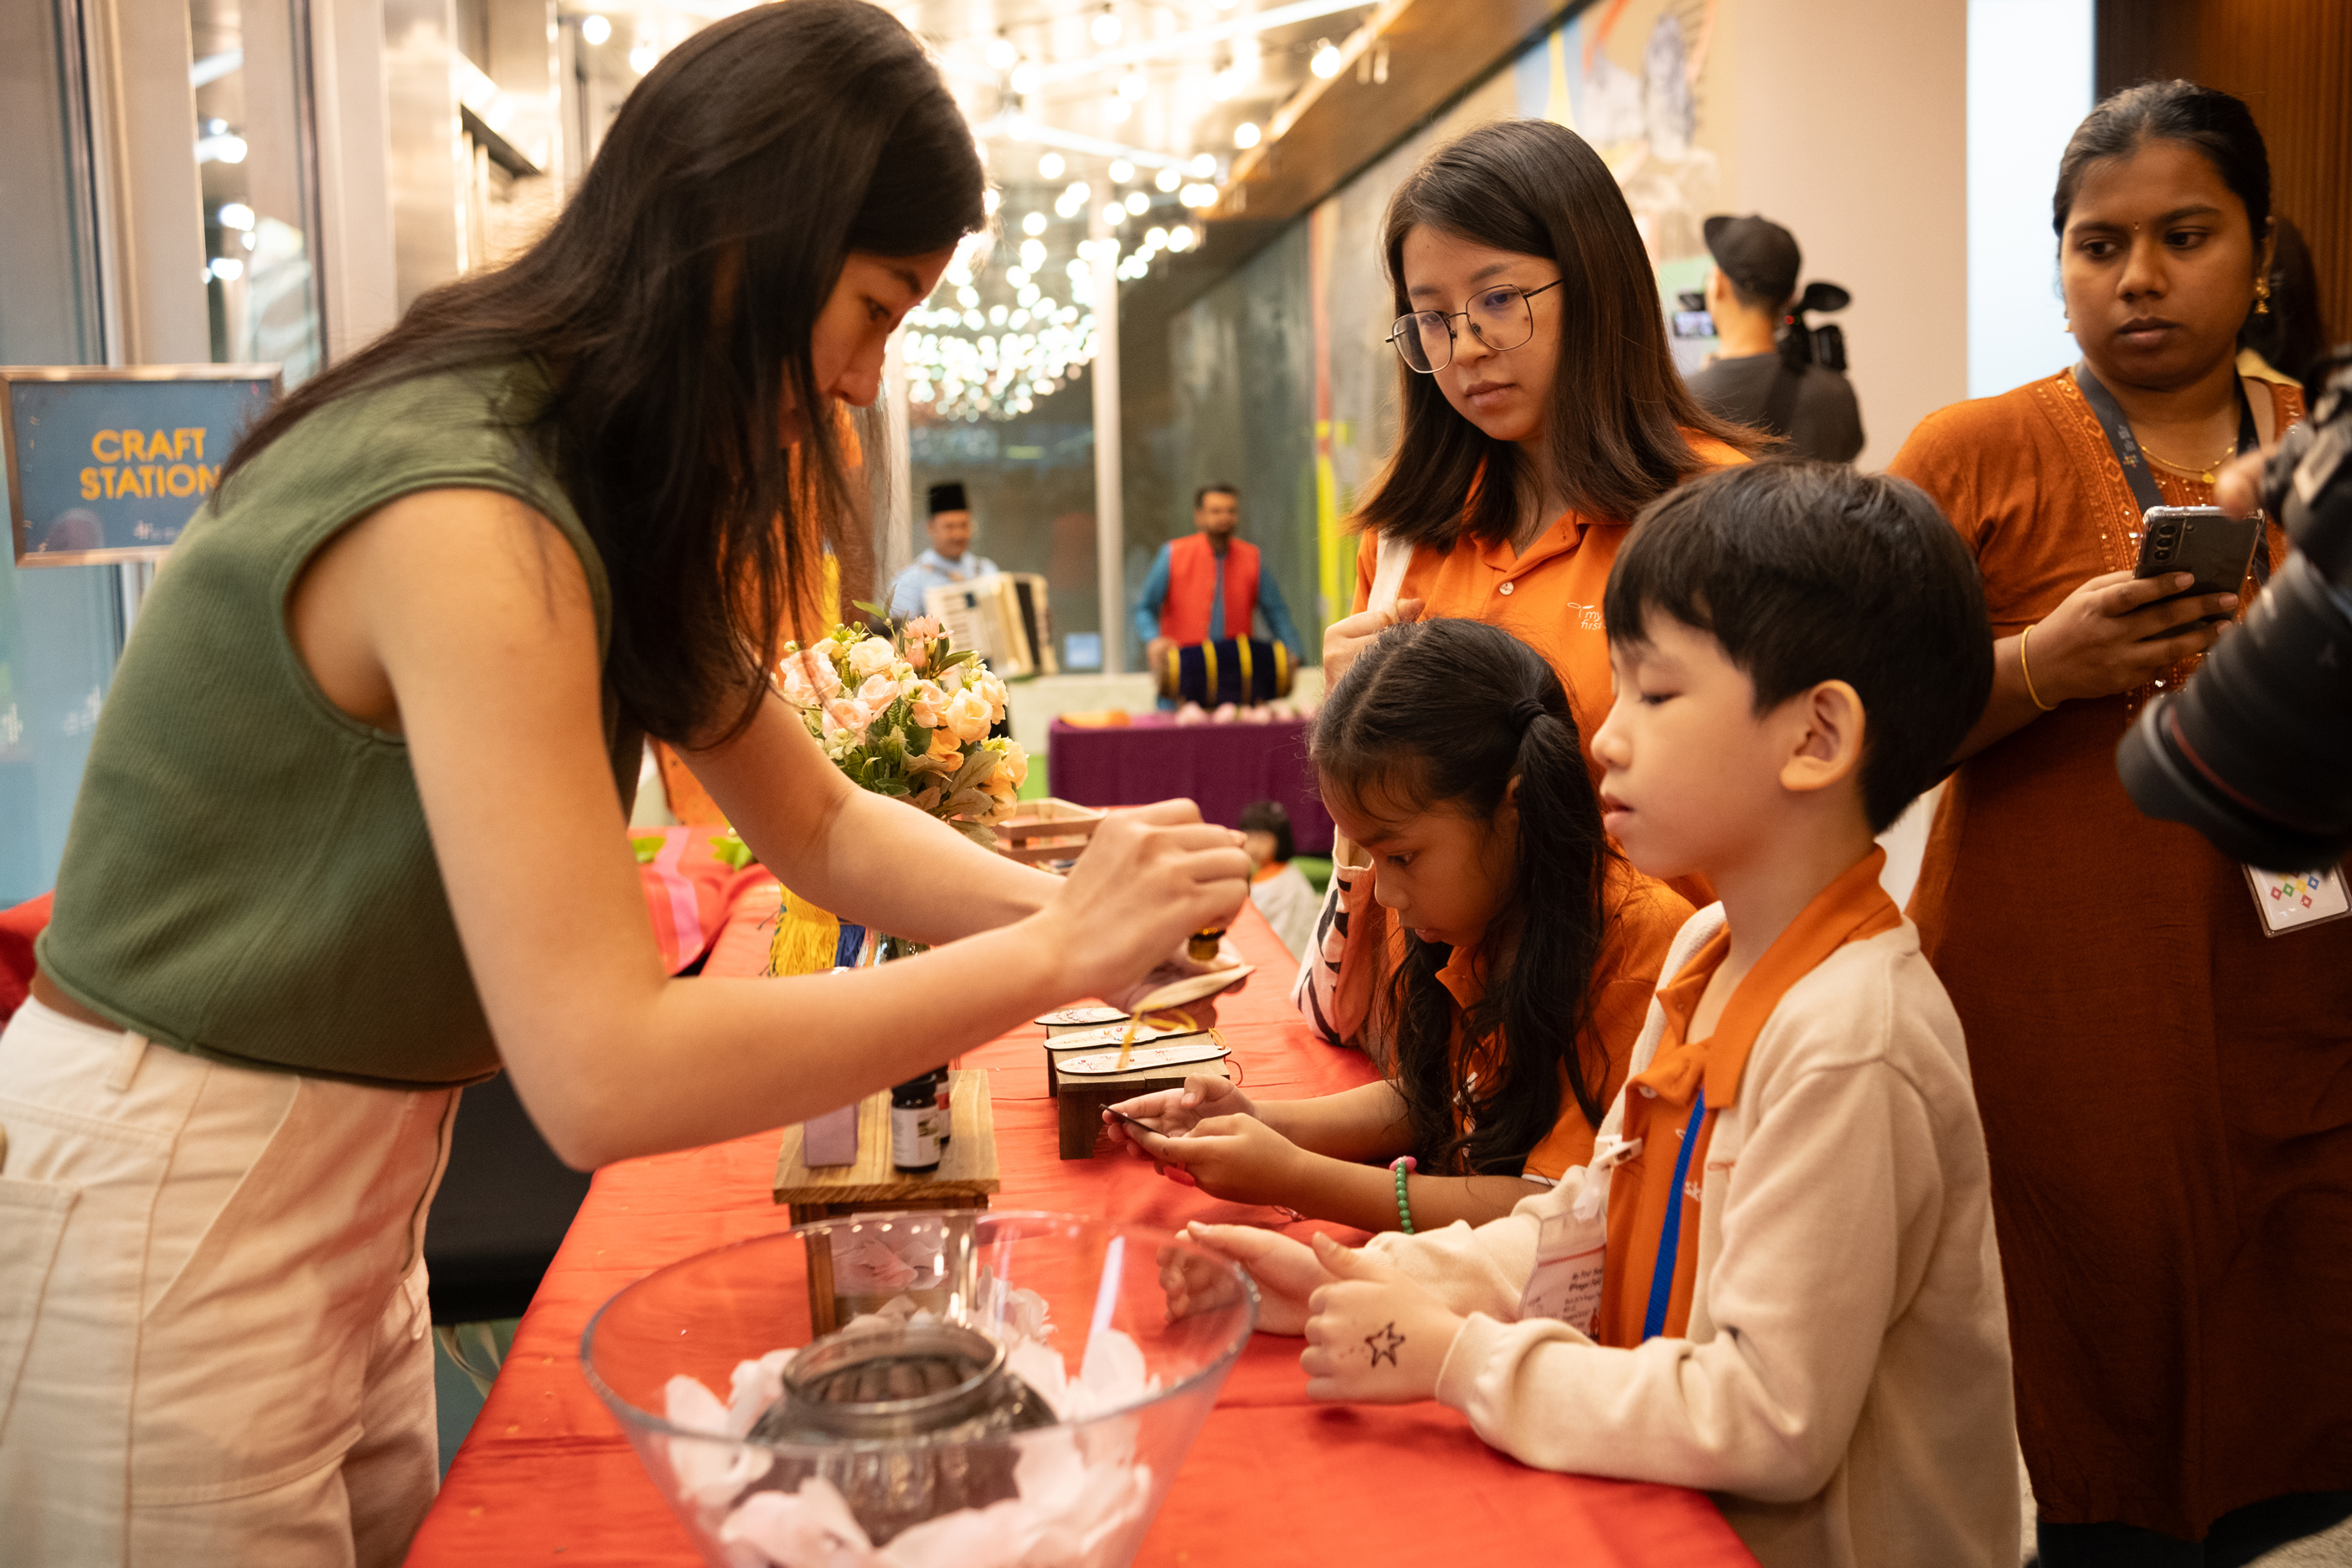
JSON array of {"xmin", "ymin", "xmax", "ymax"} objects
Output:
[
  {"xmin": 1596, "ymin": 848, "xmax": 1902, "ymax": 1347},
  {"xmin": 1425, "ymin": 859, "xmax": 1692, "ymax": 1180},
  {"xmin": 1350, "ymin": 436, "xmax": 1747, "ymax": 782}
]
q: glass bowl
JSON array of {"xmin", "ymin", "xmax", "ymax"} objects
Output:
[{"xmin": 581, "ymin": 1210, "xmax": 1257, "ymax": 1568}]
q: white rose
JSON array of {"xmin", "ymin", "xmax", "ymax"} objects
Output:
[
  {"xmin": 846, "ymin": 637, "xmax": 898, "ymax": 680},
  {"xmin": 944, "ymin": 688, "xmax": 993, "ymax": 745}
]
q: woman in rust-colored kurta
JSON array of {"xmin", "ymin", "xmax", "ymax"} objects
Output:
[{"xmin": 1889, "ymin": 84, "xmax": 2352, "ymax": 1547}]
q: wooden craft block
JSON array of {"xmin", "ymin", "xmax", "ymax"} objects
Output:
[
  {"xmin": 1055, "ymin": 1054, "xmax": 1230, "ymax": 1161},
  {"xmin": 773, "ymin": 1070, "xmax": 1002, "ymax": 1333},
  {"xmin": 993, "ymin": 798, "xmax": 1104, "ymax": 867},
  {"xmin": 1042, "ymin": 1025, "xmax": 1204, "ymax": 1097}
]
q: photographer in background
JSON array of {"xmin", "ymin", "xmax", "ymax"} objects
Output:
[{"xmin": 1687, "ymin": 214, "xmax": 1865, "ymax": 462}]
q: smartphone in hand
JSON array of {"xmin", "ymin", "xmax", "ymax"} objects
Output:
[{"xmin": 2133, "ymin": 505, "xmax": 2262, "ymax": 637}]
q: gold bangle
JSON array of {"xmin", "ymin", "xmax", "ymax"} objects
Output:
[{"xmin": 2019, "ymin": 622, "xmax": 2056, "ymax": 712}]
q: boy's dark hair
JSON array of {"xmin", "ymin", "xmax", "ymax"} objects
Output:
[
  {"xmin": 1239, "ymin": 799, "xmax": 1295, "ymax": 864},
  {"xmin": 1311, "ymin": 617, "xmax": 1618, "ymax": 1173},
  {"xmin": 1604, "ymin": 461, "xmax": 1992, "ymax": 833}
]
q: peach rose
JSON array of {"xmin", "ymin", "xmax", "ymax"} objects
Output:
[
  {"xmin": 777, "ymin": 647, "xmax": 843, "ymax": 708},
  {"xmin": 925, "ymin": 723, "xmax": 963, "ymax": 762},
  {"xmin": 846, "ymin": 637, "xmax": 897, "ymax": 680},
  {"xmin": 857, "ymin": 673, "xmax": 901, "ymax": 710},
  {"xmin": 907, "ymin": 680, "xmax": 949, "ymax": 729},
  {"xmin": 943, "ymin": 688, "xmax": 993, "ymax": 745},
  {"xmin": 995, "ymin": 739, "xmax": 1029, "ymax": 791},
  {"xmin": 975, "ymin": 672, "xmax": 1010, "ymax": 725},
  {"xmin": 821, "ymin": 697, "xmax": 873, "ymax": 740}
]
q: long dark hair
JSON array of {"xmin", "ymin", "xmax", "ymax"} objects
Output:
[
  {"xmin": 222, "ymin": 0, "xmax": 986, "ymax": 745},
  {"xmin": 1310, "ymin": 617, "xmax": 1616, "ymax": 1174},
  {"xmin": 2054, "ymin": 80, "xmax": 2271, "ymax": 257},
  {"xmin": 1354, "ymin": 120, "xmax": 1758, "ymax": 551}
]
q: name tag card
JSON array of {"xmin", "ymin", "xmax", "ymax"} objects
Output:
[
  {"xmin": 2244, "ymin": 864, "xmax": 2352, "ymax": 936},
  {"xmin": 5, "ymin": 364, "xmax": 278, "ymax": 565}
]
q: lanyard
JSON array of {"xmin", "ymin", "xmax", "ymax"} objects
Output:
[
  {"xmin": 2071, "ymin": 362, "xmax": 2267, "ymax": 587},
  {"xmin": 1640, "ymin": 1087, "xmax": 1707, "ymax": 1342}
]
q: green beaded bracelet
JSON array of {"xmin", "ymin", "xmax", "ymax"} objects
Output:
[{"xmin": 1392, "ymin": 1155, "xmax": 1417, "ymax": 1235}]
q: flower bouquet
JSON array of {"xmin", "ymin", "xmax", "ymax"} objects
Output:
[
  {"xmin": 775, "ymin": 611, "xmax": 1029, "ymax": 848},
  {"xmin": 766, "ymin": 611, "xmax": 1029, "ymax": 979}
]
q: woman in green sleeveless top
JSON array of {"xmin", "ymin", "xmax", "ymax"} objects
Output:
[{"xmin": 0, "ymin": 4, "xmax": 1249, "ymax": 1561}]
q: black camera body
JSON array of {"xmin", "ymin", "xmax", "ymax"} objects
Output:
[
  {"xmin": 1779, "ymin": 281, "xmax": 1850, "ymax": 374},
  {"xmin": 2117, "ymin": 352, "xmax": 2352, "ymax": 869}
]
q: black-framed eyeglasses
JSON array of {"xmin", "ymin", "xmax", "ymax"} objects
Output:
[{"xmin": 1385, "ymin": 279, "xmax": 1564, "ymax": 374}]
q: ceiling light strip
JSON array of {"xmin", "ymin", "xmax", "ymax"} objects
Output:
[{"xmin": 1029, "ymin": 0, "xmax": 1376, "ymax": 85}]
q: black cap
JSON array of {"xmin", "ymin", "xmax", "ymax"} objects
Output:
[
  {"xmin": 1702, "ymin": 214, "xmax": 1801, "ymax": 308},
  {"xmin": 926, "ymin": 481, "xmax": 969, "ymax": 516}
]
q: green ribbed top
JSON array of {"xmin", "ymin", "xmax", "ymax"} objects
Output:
[{"xmin": 38, "ymin": 362, "xmax": 640, "ymax": 1087}]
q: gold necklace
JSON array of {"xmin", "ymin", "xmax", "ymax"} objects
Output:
[{"xmin": 2137, "ymin": 431, "xmax": 2237, "ymax": 484}]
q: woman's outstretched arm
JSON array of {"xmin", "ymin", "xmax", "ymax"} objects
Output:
[{"xmin": 358, "ymin": 488, "xmax": 1250, "ymax": 1168}]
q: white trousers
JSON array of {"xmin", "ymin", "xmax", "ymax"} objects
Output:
[{"xmin": 0, "ymin": 999, "xmax": 459, "ymax": 1567}]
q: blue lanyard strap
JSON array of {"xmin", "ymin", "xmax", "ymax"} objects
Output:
[{"xmin": 1641, "ymin": 1088, "xmax": 1708, "ymax": 1342}]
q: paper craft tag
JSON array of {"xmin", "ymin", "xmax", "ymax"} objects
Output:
[
  {"xmin": 1518, "ymin": 1208, "xmax": 1606, "ymax": 1336},
  {"xmin": 1037, "ymin": 1006, "xmax": 1128, "ymax": 1029},
  {"xmin": 2244, "ymin": 864, "xmax": 2352, "ymax": 937},
  {"xmin": 1047, "ymin": 1023, "xmax": 1195, "ymax": 1052},
  {"xmin": 1055, "ymin": 1040, "xmax": 1232, "ymax": 1076}
]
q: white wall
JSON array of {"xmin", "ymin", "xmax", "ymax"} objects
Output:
[
  {"xmin": 1711, "ymin": 0, "xmax": 1969, "ymax": 471},
  {"xmin": 1966, "ymin": 0, "xmax": 2093, "ymax": 399}
]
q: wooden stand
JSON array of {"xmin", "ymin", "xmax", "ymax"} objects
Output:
[
  {"xmin": 773, "ymin": 1070, "xmax": 1001, "ymax": 1333},
  {"xmin": 1052, "ymin": 1053, "xmax": 1231, "ymax": 1160}
]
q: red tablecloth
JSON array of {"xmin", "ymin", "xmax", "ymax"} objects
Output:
[
  {"xmin": 405, "ymin": 899, "xmax": 1752, "ymax": 1568},
  {"xmin": 1048, "ymin": 714, "xmax": 1333, "ymax": 854}
]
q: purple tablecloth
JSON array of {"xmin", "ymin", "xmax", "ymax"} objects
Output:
[{"xmin": 1047, "ymin": 714, "xmax": 1333, "ymax": 854}]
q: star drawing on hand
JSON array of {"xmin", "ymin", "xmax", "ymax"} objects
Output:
[{"xmin": 1366, "ymin": 1322, "xmax": 1405, "ymax": 1368}]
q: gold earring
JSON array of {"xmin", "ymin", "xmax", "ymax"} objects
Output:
[{"xmin": 2255, "ymin": 278, "xmax": 2272, "ymax": 316}]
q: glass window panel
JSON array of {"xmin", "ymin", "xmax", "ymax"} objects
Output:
[
  {"xmin": 192, "ymin": 0, "xmax": 323, "ymax": 384},
  {"xmin": 0, "ymin": 0, "xmax": 121, "ymax": 905}
]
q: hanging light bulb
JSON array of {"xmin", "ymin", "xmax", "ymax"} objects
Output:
[
  {"xmin": 1190, "ymin": 152, "xmax": 1217, "ymax": 177},
  {"xmin": 627, "ymin": 39, "xmax": 657, "ymax": 74},
  {"xmin": 984, "ymin": 34, "xmax": 1018, "ymax": 71},
  {"xmin": 1170, "ymin": 224, "xmax": 1196, "ymax": 251},
  {"xmin": 1124, "ymin": 190, "xmax": 1148, "ymax": 215},
  {"xmin": 1009, "ymin": 61, "xmax": 1040, "ymax": 95},
  {"xmin": 1155, "ymin": 168, "xmax": 1180, "ymax": 193},
  {"xmin": 1038, "ymin": 151, "xmax": 1065, "ymax": 179},
  {"xmin": 1108, "ymin": 159, "xmax": 1134, "ymax": 185},
  {"xmin": 1106, "ymin": 95, "xmax": 1132, "ymax": 123},
  {"xmin": 1090, "ymin": 5, "xmax": 1121, "ymax": 45},
  {"xmin": 1210, "ymin": 66, "xmax": 1238, "ymax": 102},
  {"xmin": 1233, "ymin": 121, "xmax": 1261, "ymax": 149},
  {"xmin": 1310, "ymin": 38, "xmax": 1342, "ymax": 79},
  {"xmin": 1117, "ymin": 70, "xmax": 1145, "ymax": 101},
  {"xmin": 580, "ymin": 13, "xmax": 611, "ymax": 44},
  {"xmin": 1022, "ymin": 211, "xmax": 1046, "ymax": 235}
]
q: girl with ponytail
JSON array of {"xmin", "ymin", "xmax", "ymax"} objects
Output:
[{"xmin": 1109, "ymin": 619, "xmax": 1689, "ymax": 1230}]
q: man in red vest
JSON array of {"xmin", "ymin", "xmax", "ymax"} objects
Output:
[{"xmin": 1135, "ymin": 484, "xmax": 1304, "ymax": 678}]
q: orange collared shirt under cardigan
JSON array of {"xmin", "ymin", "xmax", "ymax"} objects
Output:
[{"xmin": 1597, "ymin": 848, "xmax": 1902, "ymax": 1346}]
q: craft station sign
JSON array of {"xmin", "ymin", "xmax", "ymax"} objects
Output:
[{"xmin": 3, "ymin": 364, "xmax": 278, "ymax": 566}]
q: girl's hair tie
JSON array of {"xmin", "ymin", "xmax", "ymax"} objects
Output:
[{"xmin": 1512, "ymin": 697, "xmax": 1550, "ymax": 730}]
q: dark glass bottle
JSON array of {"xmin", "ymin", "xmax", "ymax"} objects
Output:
[{"xmin": 890, "ymin": 1073, "xmax": 944, "ymax": 1173}]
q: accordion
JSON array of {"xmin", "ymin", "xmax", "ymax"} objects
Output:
[
  {"xmin": 1156, "ymin": 637, "xmax": 1294, "ymax": 708},
  {"xmin": 923, "ymin": 572, "xmax": 1055, "ymax": 678}
]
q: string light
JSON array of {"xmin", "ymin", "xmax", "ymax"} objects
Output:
[
  {"xmin": 580, "ymin": 13, "xmax": 610, "ymax": 44},
  {"xmin": 1189, "ymin": 153, "xmax": 1217, "ymax": 176},
  {"xmin": 1038, "ymin": 152, "xmax": 1065, "ymax": 179},
  {"xmin": 1090, "ymin": 5, "xmax": 1121, "ymax": 45},
  {"xmin": 1310, "ymin": 38, "xmax": 1342, "ymax": 78},
  {"xmin": 1233, "ymin": 121, "xmax": 1261, "ymax": 148},
  {"xmin": 1154, "ymin": 168, "xmax": 1180, "ymax": 192},
  {"xmin": 985, "ymin": 34, "xmax": 1018, "ymax": 70},
  {"xmin": 1022, "ymin": 211, "xmax": 1046, "ymax": 235},
  {"xmin": 1108, "ymin": 158, "xmax": 1134, "ymax": 184}
]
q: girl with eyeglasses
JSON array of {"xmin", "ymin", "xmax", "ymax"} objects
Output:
[{"xmin": 1324, "ymin": 120, "xmax": 1760, "ymax": 910}]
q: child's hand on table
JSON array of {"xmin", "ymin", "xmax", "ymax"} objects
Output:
[
  {"xmin": 1121, "ymin": 1114, "xmax": 1305, "ymax": 1207},
  {"xmin": 1298, "ymin": 1232, "xmax": 1463, "ymax": 1404},
  {"xmin": 1176, "ymin": 1222, "xmax": 1337, "ymax": 1333},
  {"xmin": 1103, "ymin": 1075, "xmax": 1256, "ymax": 1149}
]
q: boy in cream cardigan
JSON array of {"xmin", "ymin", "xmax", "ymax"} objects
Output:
[{"xmin": 1185, "ymin": 462, "xmax": 2019, "ymax": 1566}]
